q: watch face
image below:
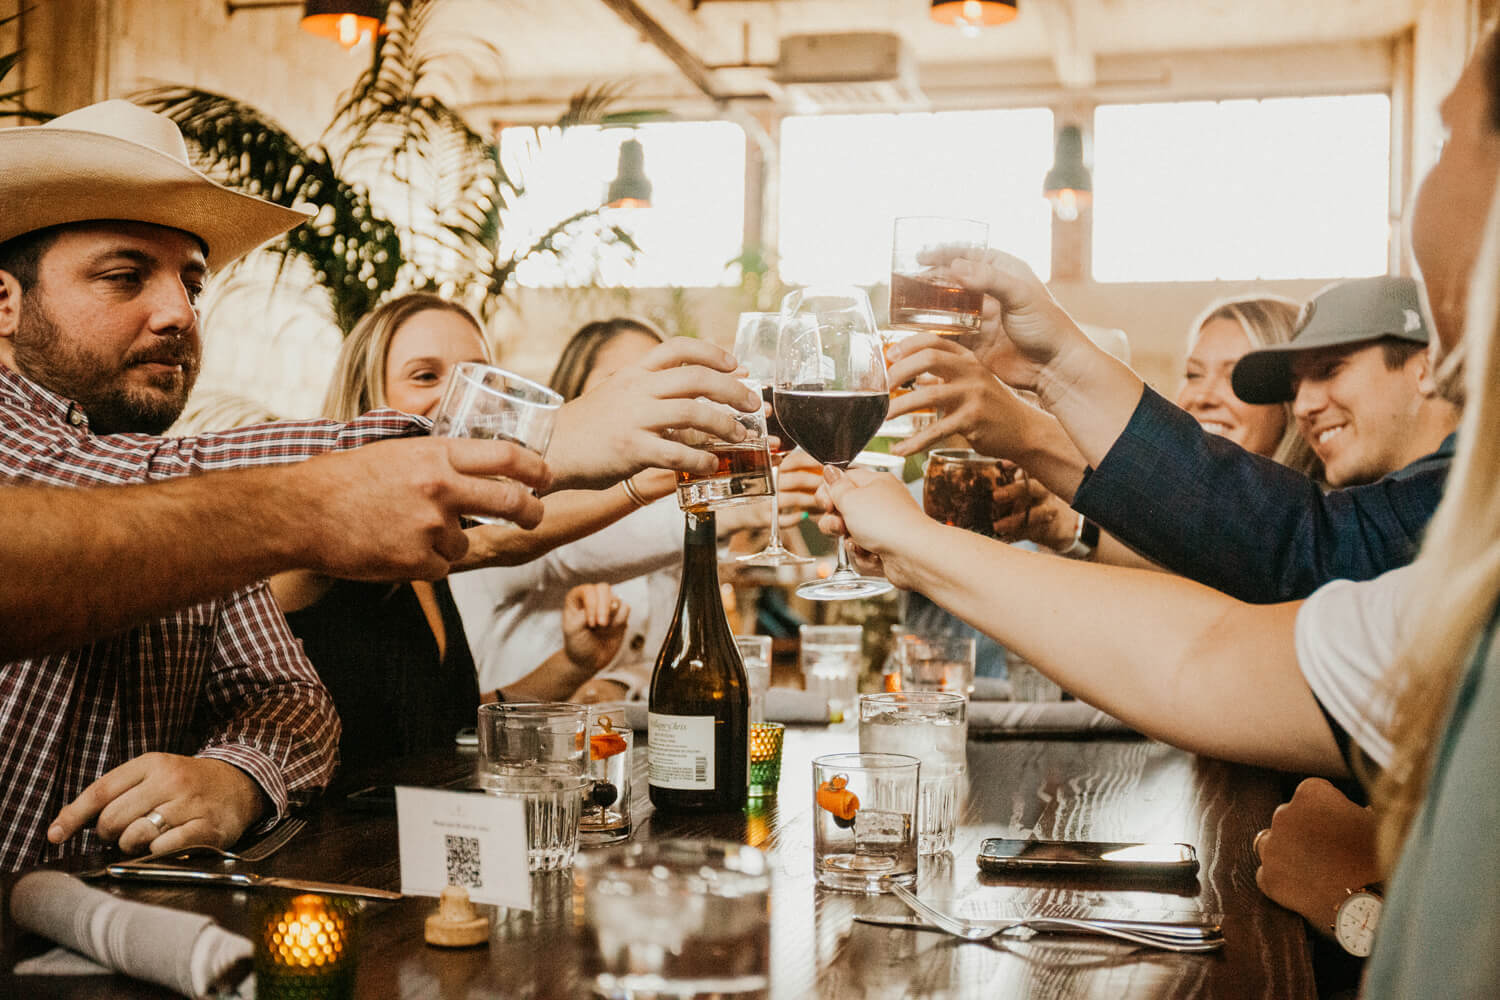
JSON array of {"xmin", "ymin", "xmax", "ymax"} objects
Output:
[{"xmin": 1334, "ymin": 891, "xmax": 1382, "ymax": 957}]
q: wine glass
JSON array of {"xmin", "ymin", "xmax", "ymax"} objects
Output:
[
  {"xmin": 773, "ymin": 286, "xmax": 894, "ymax": 601},
  {"xmin": 733, "ymin": 312, "xmax": 813, "ymax": 567}
]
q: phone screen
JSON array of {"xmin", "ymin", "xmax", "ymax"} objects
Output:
[{"xmin": 978, "ymin": 838, "xmax": 1198, "ymax": 877}]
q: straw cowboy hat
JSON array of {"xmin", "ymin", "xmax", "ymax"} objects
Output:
[{"xmin": 0, "ymin": 99, "xmax": 310, "ymax": 265}]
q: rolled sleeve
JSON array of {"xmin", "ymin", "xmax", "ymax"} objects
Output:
[{"xmin": 198, "ymin": 583, "xmax": 341, "ymax": 825}]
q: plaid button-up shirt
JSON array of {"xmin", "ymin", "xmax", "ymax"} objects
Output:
[{"xmin": 0, "ymin": 364, "xmax": 424, "ymax": 871}]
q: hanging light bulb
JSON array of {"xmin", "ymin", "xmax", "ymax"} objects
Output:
[
  {"xmin": 1043, "ymin": 125, "xmax": 1093, "ymax": 221},
  {"xmin": 930, "ymin": 0, "xmax": 1019, "ymax": 29},
  {"xmin": 301, "ymin": 0, "xmax": 387, "ymax": 50},
  {"xmin": 606, "ymin": 136, "xmax": 653, "ymax": 210}
]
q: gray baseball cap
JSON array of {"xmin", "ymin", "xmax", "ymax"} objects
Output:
[{"xmin": 1230, "ymin": 276, "xmax": 1430, "ymax": 405}]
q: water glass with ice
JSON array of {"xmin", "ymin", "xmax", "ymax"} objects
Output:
[
  {"xmin": 800, "ymin": 624, "xmax": 863, "ymax": 719},
  {"xmin": 858, "ymin": 692, "xmax": 968, "ymax": 855},
  {"xmin": 735, "ymin": 634, "xmax": 772, "ymax": 724},
  {"xmin": 476, "ymin": 701, "xmax": 589, "ymax": 871},
  {"xmin": 812, "ymin": 752, "xmax": 920, "ymax": 892},
  {"xmin": 577, "ymin": 839, "xmax": 771, "ymax": 998}
]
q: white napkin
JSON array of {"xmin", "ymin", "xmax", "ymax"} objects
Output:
[
  {"xmin": 968, "ymin": 700, "xmax": 1135, "ymax": 736},
  {"xmin": 9, "ymin": 870, "xmax": 253, "ymax": 997},
  {"xmin": 622, "ymin": 687, "xmax": 832, "ymax": 731}
]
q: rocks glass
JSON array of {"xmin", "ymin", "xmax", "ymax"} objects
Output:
[
  {"xmin": 577, "ymin": 839, "xmax": 771, "ymax": 998},
  {"xmin": 812, "ymin": 752, "xmax": 920, "ymax": 892},
  {"xmin": 898, "ymin": 634, "xmax": 976, "ymax": 696},
  {"xmin": 430, "ymin": 363, "xmax": 563, "ymax": 525},
  {"xmin": 889, "ymin": 216, "xmax": 988, "ymax": 345},
  {"xmin": 476, "ymin": 702, "xmax": 589, "ymax": 871},
  {"xmin": 579, "ymin": 713, "xmax": 632, "ymax": 847},
  {"xmin": 922, "ymin": 448, "xmax": 1029, "ymax": 541},
  {"xmin": 674, "ymin": 379, "xmax": 773, "ymax": 511},
  {"xmin": 858, "ymin": 692, "xmax": 968, "ymax": 855}
]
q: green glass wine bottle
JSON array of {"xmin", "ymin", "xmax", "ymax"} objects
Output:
[{"xmin": 647, "ymin": 508, "xmax": 750, "ymax": 812}]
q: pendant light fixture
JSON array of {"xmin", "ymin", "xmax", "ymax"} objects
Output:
[
  {"xmin": 225, "ymin": 1, "xmax": 388, "ymax": 49},
  {"xmin": 606, "ymin": 136, "xmax": 653, "ymax": 209},
  {"xmin": 301, "ymin": 0, "xmax": 388, "ymax": 48},
  {"xmin": 1043, "ymin": 125, "xmax": 1092, "ymax": 221},
  {"xmin": 930, "ymin": 0, "xmax": 1019, "ymax": 28}
]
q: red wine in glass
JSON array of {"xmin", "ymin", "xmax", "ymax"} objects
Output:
[{"xmin": 770, "ymin": 389, "xmax": 890, "ymax": 469}]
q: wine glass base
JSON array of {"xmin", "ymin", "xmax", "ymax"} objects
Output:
[
  {"xmin": 738, "ymin": 545, "xmax": 814, "ymax": 567},
  {"xmin": 795, "ymin": 575, "xmax": 894, "ymax": 602}
]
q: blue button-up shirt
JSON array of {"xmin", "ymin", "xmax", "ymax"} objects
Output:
[{"xmin": 1072, "ymin": 386, "xmax": 1453, "ymax": 603}]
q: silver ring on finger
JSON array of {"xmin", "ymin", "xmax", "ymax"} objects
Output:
[
  {"xmin": 145, "ymin": 810, "xmax": 172, "ymax": 835},
  {"xmin": 1252, "ymin": 827, "xmax": 1269, "ymax": 861}
]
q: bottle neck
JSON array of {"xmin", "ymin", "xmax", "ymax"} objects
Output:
[{"xmin": 681, "ymin": 509, "xmax": 719, "ymax": 578}]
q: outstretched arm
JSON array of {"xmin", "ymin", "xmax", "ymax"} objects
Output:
[
  {"xmin": 819, "ymin": 466, "xmax": 1345, "ymax": 776},
  {"xmin": 7, "ymin": 436, "xmax": 549, "ymax": 658}
]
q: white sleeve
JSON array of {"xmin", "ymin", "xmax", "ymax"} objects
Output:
[
  {"xmin": 1294, "ymin": 565, "xmax": 1414, "ymax": 770},
  {"xmin": 528, "ymin": 499, "xmax": 683, "ymax": 593}
]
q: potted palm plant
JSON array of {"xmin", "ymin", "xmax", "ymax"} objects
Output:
[{"xmin": 139, "ymin": 0, "xmax": 645, "ymax": 334}]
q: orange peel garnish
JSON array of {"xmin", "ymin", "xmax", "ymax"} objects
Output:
[
  {"xmin": 590, "ymin": 715, "xmax": 628, "ymax": 760},
  {"xmin": 816, "ymin": 774, "xmax": 859, "ymax": 821}
]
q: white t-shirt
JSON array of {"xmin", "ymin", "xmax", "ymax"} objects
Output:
[
  {"xmin": 450, "ymin": 500, "xmax": 684, "ymax": 697},
  {"xmin": 1294, "ymin": 564, "xmax": 1415, "ymax": 770}
]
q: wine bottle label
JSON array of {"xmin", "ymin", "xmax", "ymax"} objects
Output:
[{"xmin": 647, "ymin": 713, "xmax": 716, "ymax": 790}]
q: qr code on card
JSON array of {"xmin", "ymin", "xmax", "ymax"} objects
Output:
[{"xmin": 444, "ymin": 833, "xmax": 482, "ymax": 889}]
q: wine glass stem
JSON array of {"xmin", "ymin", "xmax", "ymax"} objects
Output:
[
  {"xmin": 766, "ymin": 464, "xmax": 783, "ymax": 551},
  {"xmin": 833, "ymin": 535, "xmax": 854, "ymax": 578}
]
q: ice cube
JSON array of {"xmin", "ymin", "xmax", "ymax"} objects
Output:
[{"xmin": 854, "ymin": 808, "xmax": 910, "ymax": 848}]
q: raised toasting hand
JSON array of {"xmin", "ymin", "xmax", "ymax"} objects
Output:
[
  {"xmin": 47, "ymin": 753, "xmax": 266, "ymax": 856},
  {"xmin": 291, "ymin": 436, "xmax": 550, "ymax": 581},
  {"xmin": 545, "ymin": 337, "xmax": 761, "ymax": 490}
]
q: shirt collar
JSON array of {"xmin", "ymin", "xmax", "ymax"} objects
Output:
[{"xmin": 0, "ymin": 363, "xmax": 90, "ymax": 430}]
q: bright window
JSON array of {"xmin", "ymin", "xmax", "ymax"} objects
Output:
[
  {"xmin": 1092, "ymin": 95, "xmax": 1391, "ymax": 282},
  {"xmin": 499, "ymin": 121, "xmax": 746, "ymax": 287},
  {"xmin": 777, "ymin": 108, "xmax": 1055, "ymax": 287}
]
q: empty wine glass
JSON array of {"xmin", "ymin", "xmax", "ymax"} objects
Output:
[
  {"xmin": 733, "ymin": 311, "xmax": 813, "ymax": 567},
  {"xmin": 773, "ymin": 286, "xmax": 893, "ymax": 601}
]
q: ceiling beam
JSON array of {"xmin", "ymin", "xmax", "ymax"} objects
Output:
[
  {"xmin": 597, "ymin": 0, "xmax": 726, "ymax": 102},
  {"xmin": 1031, "ymin": 0, "xmax": 1096, "ymax": 90}
]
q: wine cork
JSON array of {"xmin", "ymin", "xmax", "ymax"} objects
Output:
[{"xmin": 424, "ymin": 886, "xmax": 489, "ymax": 948}]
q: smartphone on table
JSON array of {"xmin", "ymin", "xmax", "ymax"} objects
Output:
[{"xmin": 977, "ymin": 837, "xmax": 1199, "ymax": 880}]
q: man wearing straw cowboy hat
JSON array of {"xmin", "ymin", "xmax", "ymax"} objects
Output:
[{"xmin": 0, "ymin": 100, "xmax": 756, "ymax": 871}]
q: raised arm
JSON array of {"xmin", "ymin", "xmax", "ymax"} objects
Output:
[{"xmin": 820, "ymin": 466, "xmax": 1345, "ymax": 776}]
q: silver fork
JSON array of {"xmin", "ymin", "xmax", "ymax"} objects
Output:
[
  {"xmin": 891, "ymin": 884, "xmax": 1225, "ymax": 953},
  {"xmin": 78, "ymin": 816, "xmax": 307, "ymax": 878}
]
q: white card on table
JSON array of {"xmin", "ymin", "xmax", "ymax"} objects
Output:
[{"xmin": 395, "ymin": 787, "xmax": 531, "ymax": 909}]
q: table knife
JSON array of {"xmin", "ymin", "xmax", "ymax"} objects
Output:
[
  {"xmin": 105, "ymin": 864, "xmax": 402, "ymax": 901},
  {"xmin": 852, "ymin": 913, "xmax": 1223, "ymax": 941}
]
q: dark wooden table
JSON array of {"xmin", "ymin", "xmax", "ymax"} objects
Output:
[{"xmin": 1, "ymin": 725, "xmax": 1314, "ymax": 999}]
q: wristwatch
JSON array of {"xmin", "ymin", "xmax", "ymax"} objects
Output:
[
  {"xmin": 1331, "ymin": 884, "xmax": 1383, "ymax": 957},
  {"xmin": 1057, "ymin": 514, "xmax": 1099, "ymax": 560}
]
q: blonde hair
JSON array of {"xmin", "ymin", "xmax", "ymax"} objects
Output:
[
  {"xmin": 1185, "ymin": 295, "xmax": 1322, "ymax": 478},
  {"xmin": 1372, "ymin": 180, "xmax": 1500, "ymax": 871},
  {"xmin": 321, "ymin": 292, "xmax": 490, "ymax": 421}
]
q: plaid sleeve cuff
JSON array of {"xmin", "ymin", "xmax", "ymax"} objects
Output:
[{"xmin": 196, "ymin": 744, "xmax": 290, "ymax": 833}]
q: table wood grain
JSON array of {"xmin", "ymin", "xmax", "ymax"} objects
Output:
[{"xmin": 1, "ymin": 725, "xmax": 1314, "ymax": 999}]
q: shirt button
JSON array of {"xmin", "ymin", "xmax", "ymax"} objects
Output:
[{"xmin": 67, "ymin": 408, "xmax": 85, "ymax": 427}]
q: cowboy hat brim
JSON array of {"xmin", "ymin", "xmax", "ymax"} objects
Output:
[{"xmin": 0, "ymin": 127, "xmax": 311, "ymax": 266}]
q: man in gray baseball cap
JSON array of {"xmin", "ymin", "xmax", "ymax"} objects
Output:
[{"xmin": 1231, "ymin": 276, "xmax": 1459, "ymax": 487}]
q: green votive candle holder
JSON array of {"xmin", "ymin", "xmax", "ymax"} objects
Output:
[{"xmin": 749, "ymin": 722, "xmax": 785, "ymax": 798}]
